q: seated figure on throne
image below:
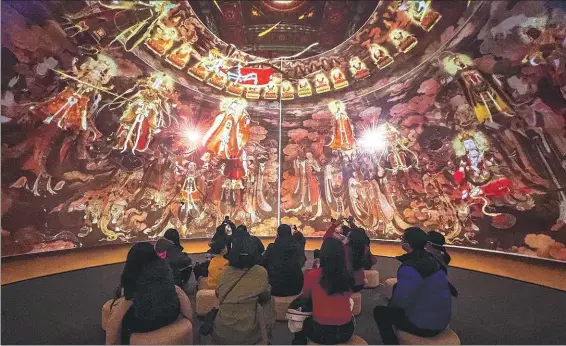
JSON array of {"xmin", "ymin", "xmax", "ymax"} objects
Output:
[
  {"xmin": 369, "ymin": 44, "xmax": 394, "ymax": 69},
  {"xmin": 145, "ymin": 22, "xmax": 179, "ymax": 56},
  {"xmin": 402, "ymin": 0, "xmax": 442, "ymax": 32},
  {"xmin": 390, "ymin": 29, "xmax": 418, "ymax": 53}
]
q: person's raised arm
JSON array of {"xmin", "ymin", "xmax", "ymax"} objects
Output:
[
  {"xmin": 389, "ymin": 266, "xmax": 423, "ymax": 310},
  {"xmin": 323, "ymin": 218, "xmax": 342, "ymax": 240}
]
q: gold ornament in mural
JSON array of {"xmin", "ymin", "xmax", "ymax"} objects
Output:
[
  {"xmin": 297, "ymin": 78, "xmax": 313, "ymax": 97},
  {"xmin": 314, "ymin": 72, "xmax": 331, "ymax": 94},
  {"xmin": 369, "ymin": 44, "xmax": 394, "ymax": 69},
  {"xmin": 349, "ymin": 56, "xmax": 370, "ymax": 80}
]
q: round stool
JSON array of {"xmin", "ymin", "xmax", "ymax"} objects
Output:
[
  {"xmin": 198, "ymin": 277, "xmax": 211, "ymax": 290},
  {"xmin": 307, "ymin": 335, "xmax": 368, "ymax": 345},
  {"xmin": 351, "ymin": 292, "xmax": 362, "ymax": 316},
  {"xmin": 384, "ymin": 278, "xmax": 397, "ymax": 300},
  {"xmin": 396, "ymin": 327, "xmax": 460, "ymax": 345},
  {"xmin": 363, "ymin": 270, "xmax": 380, "ymax": 289},
  {"xmin": 130, "ymin": 317, "xmax": 193, "ymax": 345},
  {"xmin": 101, "ymin": 299, "xmax": 113, "ymax": 331},
  {"xmin": 274, "ymin": 294, "xmax": 299, "ymax": 321},
  {"xmin": 195, "ymin": 289, "xmax": 218, "ymax": 316}
]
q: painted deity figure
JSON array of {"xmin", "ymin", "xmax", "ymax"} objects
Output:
[
  {"xmin": 390, "ymin": 29, "xmax": 418, "ymax": 53},
  {"xmin": 401, "ymin": 0, "xmax": 442, "ymax": 32},
  {"xmin": 202, "ymin": 97, "xmax": 251, "ymax": 194},
  {"xmin": 165, "ymin": 15, "xmax": 199, "ymax": 68},
  {"xmin": 327, "ymin": 101, "xmax": 356, "ymax": 156},
  {"xmin": 179, "ymin": 162, "xmax": 204, "ymax": 219},
  {"xmin": 314, "ymin": 72, "xmax": 331, "ymax": 94},
  {"xmin": 444, "ymin": 53, "xmax": 514, "ymax": 124},
  {"xmin": 286, "ymin": 152, "xmax": 323, "ymax": 220},
  {"xmin": 113, "ymin": 72, "xmax": 175, "ymax": 154},
  {"xmin": 36, "ymin": 55, "xmax": 117, "ymax": 132},
  {"xmin": 452, "ymin": 131, "xmax": 492, "ymax": 186},
  {"xmin": 330, "ymin": 67, "xmax": 349, "ymax": 89},
  {"xmin": 369, "ymin": 44, "xmax": 394, "ymax": 69},
  {"xmin": 349, "ymin": 56, "xmax": 370, "ymax": 79},
  {"xmin": 263, "ymin": 81, "xmax": 279, "ymax": 99},
  {"xmin": 376, "ymin": 123, "xmax": 418, "ymax": 175},
  {"xmin": 280, "ymin": 80, "xmax": 295, "ymax": 100},
  {"xmin": 297, "ymin": 78, "xmax": 313, "ymax": 97},
  {"xmin": 145, "ymin": 22, "xmax": 179, "ymax": 56}
]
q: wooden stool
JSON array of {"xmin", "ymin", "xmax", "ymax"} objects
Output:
[
  {"xmin": 307, "ymin": 335, "xmax": 368, "ymax": 345},
  {"xmin": 351, "ymin": 292, "xmax": 362, "ymax": 316},
  {"xmin": 273, "ymin": 295, "xmax": 299, "ymax": 321},
  {"xmin": 101, "ymin": 299, "xmax": 113, "ymax": 331},
  {"xmin": 198, "ymin": 277, "xmax": 211, "ymax": 290},
  {"xmin": 396, "ymin": 327, "xmax": 460, "ymax": 345},
  {"xmin": 195, "ymin": 289, "xmax": 218, "ymax": 316},
  {"xmin": 130, "ymin": 317, "xmax": 193, "ymax": 345},
  {"xmin": 363, "ymin": 270, "xmax": 380, "ymax": 288},
  {"xmin": 384, "ymin": 278, "xmax": 397, "ymax": 299}
]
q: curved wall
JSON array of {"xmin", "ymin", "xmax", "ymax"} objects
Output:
[
  {"xmin": 2, "ymin": 239, "xmax": 566, "ymax": 291},
  {"xmin": 1, "ymin": 0, "xmax": 566, "ymax": 263}
]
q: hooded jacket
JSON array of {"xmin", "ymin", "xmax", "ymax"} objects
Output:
[
  {"xmin": 262, "ymin": 230, "xmax": 305, "ymax": 297},
  {"xmin": 390, "ymin": 250, "xmax": 451, "ymax": 331}
]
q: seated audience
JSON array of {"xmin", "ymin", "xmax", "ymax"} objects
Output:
[
  {"xmin": 207, "ymin": 239, "xmax": 229, "ymax": 289},
  {"xmin": 293, "ymin": 226, "xmax": 307, "ymax": 264},
  {"xmin": 374, "ymin": 227, "xmax": 451, "ymax": 345},
  {"xmin": 312, "ymin": 249, "xmax": 321, "ymax": 269},
  {"xmin": 212, "ymin": 237, "xmax": 276, "ymax": 345},
  {"xmin": 155, "ymin": 229, "xmax": 192, "ymax": 287},
  {"xmin": 425, "ymin": 231, "xmax": 451, "ymax": 273},
  {"xmin": 211, "ymin": 218, "xmax": 235, "ymax": 253},
  {"xmin": 324, "ymin": 219, "xmax": 375, "ymax": 292},
  {"xmin": 292, "ymin": 238, "xmax": 354, "ymax": 345},
  {"xmin": 345, "ymin": 228, "xmax": 370, "ymax": 292},
  {"xmin": 262, "ymin": 224, "xmax": 305, "ymax": 297},
  {"xmin": 194, "ymin": 220, "xmax": 234, "ymax": 281},
  {"xmin": 105, "ymin": 242, "xmax": 192, "ymax": 345},
  {"xmin": 234, "ymin": 224, "xmax": 265, "ymax": 255}
]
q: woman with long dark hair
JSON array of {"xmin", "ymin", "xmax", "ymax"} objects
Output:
[
  {"xmin": 292, "ymin": 238, "xmax": 355, "ymax": 345},
  {"xmin": 346, "ymin": 228, "xmax": 370, "ymax": 292},
  {"xmin": 262, "ymin": 224, "xmax": 305, "ymax": 297},
  {"xmin": 105, "ymin": 242, "xmax": 192, "ymax": 345}
]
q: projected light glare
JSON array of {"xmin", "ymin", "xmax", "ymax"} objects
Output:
[
  {"xmin": 184, "ymin": 128, "xmax": 201, "ymax": 142},
  {"xmin": 359, "ymin": 125, "xmax": 388, "ymax": 153}
]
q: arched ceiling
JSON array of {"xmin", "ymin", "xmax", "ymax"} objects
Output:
[
  {"xmin": 38, "ymin": 0, "xmax": 484, "ymax": 109},
  {"xmin": 190, "ymin": 0, "xmax": 379, "ymax": 59}
]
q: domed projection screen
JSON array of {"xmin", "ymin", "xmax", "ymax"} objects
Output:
[{"xmin": 1, "ymin": 0, "xmax": 566, "ymax": 262}]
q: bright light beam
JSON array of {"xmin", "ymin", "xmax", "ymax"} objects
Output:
[
  {"xmin": 258, "ymin": 21, "xmax": 281, "ymax": 37},
  {"xmin": 184, "ymin": 128, "xmax": 201, "ymax": 143},
  {"xmin": 359, "ymin": 124, "xmax": 388, "ymax": 154}
]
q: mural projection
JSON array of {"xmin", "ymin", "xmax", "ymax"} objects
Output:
[{"xmin": 1, "ymin": 0, "xmax": 566, "ymax": 262}]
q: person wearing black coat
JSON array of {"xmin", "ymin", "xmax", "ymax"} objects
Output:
[
  {"xmin": 234, "ymin": 224, "xmax": 265, "ymax": 255},
  {"xmin": 262, "ymin": 224, "xmax": 305, "ymax": 297},
  {"xmin": 119, "ymin": 242, "xmax": 180, "ymax": 344},
  {"xmin": 155, "ymin": 236, "xmax": 192, "ymax": 287}
]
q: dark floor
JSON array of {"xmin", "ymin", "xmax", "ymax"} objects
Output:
[{"xmin": 2, "ymin": 252, "xmax": 566, "ymax": 345}]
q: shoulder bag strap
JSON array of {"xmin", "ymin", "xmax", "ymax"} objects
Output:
[{"xmin": 218, "ymin": 268, "xmax": 250, "ymax": 305}]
